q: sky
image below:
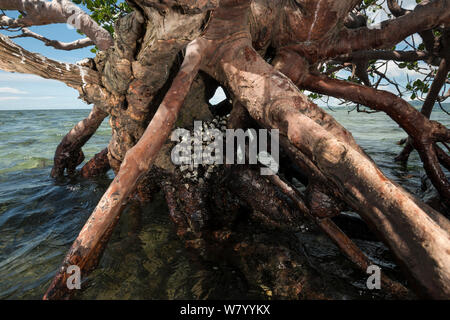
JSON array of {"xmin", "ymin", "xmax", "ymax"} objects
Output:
[
  {"xmin": 0, "ymin": 9, "xmax": 96, "ymax": 110},
  {"xmin": 0, "ymin": 0, "xmax": 428, "ymax": 110}
]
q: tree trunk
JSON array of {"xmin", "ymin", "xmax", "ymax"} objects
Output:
[{"xmin": 1, "ymin": 0, "xmax": 449, "ymax": 300}]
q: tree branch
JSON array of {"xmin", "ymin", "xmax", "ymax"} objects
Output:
[
  {"xmin": 335, "ymin": 50, "xmax": 430, "ymax": 63},
  {"xmin": 80, "ymin": 148, "xmax": 111, "ymax": 178},
  {"xmin": 0, "ymin": 0, "xmax": 113, "ymax": 50},
  {"xmin": 135, "ymin": 0, "xmax": 218, "ymax": 14},
  {"xmin": 0, "ymin": 33, "xmax": 100, "ymax": 88},
  {"xmin": 10, "ymin": 27, "xmax": 94, "ymax": 50},
  {"xmin": 421, "ymin": 58, "xmax": 450, "ymax": 118},
  {"xmin": 44, "ymin": 38, "xmax": 207, "ymax": 299},
  {"xmin": 214, "ymin": 39, "xmax": 450, "ymax": 298},
  {"xmin": 435, "ymin": 144, "xmax": 450, "ymax": 171},
  {"xmin": 387, "ymin": 0, "xmax": 410, "ymax": 17},
  {"xmin": 395, "ymin": 58, "xmax": 449, "ymax": 165},
  {"xmin": 51, "ymin": 105, "xmax": 108, "ymax": 178},
  {"xmin": 438, "ymin": 88, "xmax": 450, "ymax": 102},
  {"xmin": 312, "ymin": 0, "xmax": 450, "ymax": 60},
  {"xmin": 301, "ymin": 73, "xmax": 450, "ymax": 206},
  {"xmin": 387, "ymin": 0, "xmax": 436, "ymax": 53}
]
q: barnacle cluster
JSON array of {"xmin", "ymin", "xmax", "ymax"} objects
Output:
[{"xmin": 174, "ymin": 114, "xmax": 230, "ymax": 185}]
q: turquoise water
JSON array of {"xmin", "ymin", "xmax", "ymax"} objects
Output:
[{"xmin": 0, "ymin": 107, "xmax": 448, "ymax": 299}]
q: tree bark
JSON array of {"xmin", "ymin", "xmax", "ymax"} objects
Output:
[
  {"xmin": 1, "ymin": 0, "xmax": 448, "ymax": 300},
  {"xmin": 396, "ymin": 58, "xmax": 450, "ymax": 165},
  {"xmin": 0, "ymin": 0, "xmax": 113, "ymax": 50},
  {"xmin": 43, "ymin": 39, "xmax": 206, "ymax": 300},
  {"xmin": 80, "ymin": 148, "xmax": 111, "ymax": 178},
  {"xmin": 207, "ymin": 33, "xmax": 450, "ymax": 298},
  {"xmin": 51, "ymin": 105, "xmax": 108, "ymax": 178},
  {"xmin": 10, "ymin": 28, "xmax": 95, "ymax": 51},
  {"xmin": 0, "ymin": 33, "xmax": 101, "ymax": 89},
  {"xmin": 299, "ymin": 73, "xmax": 450, "ymax": 206}
]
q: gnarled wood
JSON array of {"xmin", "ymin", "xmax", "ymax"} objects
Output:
[
  {"xmin": 43, "ymin": 39, "xmax": 206, "ymax": 300},
  {"xmin": 203, "ymin": 26, "xmax": 450, "ymax": 297},
  {"xmin": 299, "ymin": 73, "xmax": 450, "ymax": 207},
  {"xmin": 10, "ymin": 28, "xmax": 94, "ymax": 51},
  {"xmin": 0, "ymin": 0, "xmax": 113, "ymax": 50},
  {"xmin": 80, "ymin": 148, "xmax": 111, "ymax": 178},
  {"xmin": 0, "ymin": 0, "xmax": 442, "ymax": 300},
  {"xmin": 0, "ymin": 33, "xmax": 101, "ymax": 89},
  {"xmin": 51, "ymin": 105, "xmax": 108, "ymax": 178}
]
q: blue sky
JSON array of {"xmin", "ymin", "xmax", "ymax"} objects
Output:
[
  {"xmin": 0, "ymin": 10, "xmax": 96, "ymax": 110},
  {"xmin": 0, "ymin": 0, "xmax": 429, "ymax": 110}
]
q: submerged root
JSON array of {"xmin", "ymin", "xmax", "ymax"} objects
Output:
[{"xmin": 159, "ymin": 164, "xmax": 412, "ymax": 299}]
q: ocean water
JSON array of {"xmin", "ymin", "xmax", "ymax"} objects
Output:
[{"xmin": 0, "ymin": 107, "xmax": 448, "ymax": 300}]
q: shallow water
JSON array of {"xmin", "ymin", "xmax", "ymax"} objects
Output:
[{"xmin": 0, "ymin": 107, "xmax": 448, "ymax": 299}]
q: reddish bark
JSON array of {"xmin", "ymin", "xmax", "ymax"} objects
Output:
[
  {"xmin": 396, "ymin": 58, "xmax": 450, "ymax": 164},
  {"xmin": 51, "ymin": 106, "xmax": 108, "ymax": 178},
  {"xmin": 297, "ymin": 0, "xmax": 450, "ymax": 62},
  {"xmin": 267, "ymin": 174, "xmax": 409, "ymax": 298},
  {"xmin": 43, "ymin": 39, "xmax": 206, "ymax": 299},
  {"xmin": 299, "ymin": 73, "xmax": 450, "ymax": 207},
  {"xmin": 198, "ymin": 21, "xmax": 450, "ymax": 296},
  {"xmin": 0, "ymin": 0, "xmax": 113, "ymax": 50},
  {"xmin": 80, "ymin": 148, "xmax": 111, "ymax": 178},
  {"xmin": 1, "ymin": 0, "xmax": 447, "ymax": 300}
]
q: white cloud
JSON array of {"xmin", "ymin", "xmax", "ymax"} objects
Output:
[
  {"xmin": 0, "ymin": 71, "xmax": 49, "ymax": 83},
  {"xmin": 385, "ymin": 60, "xmax": 424, "ymax": 79},
  {"xmin": 0, "ymin": 87, "xmax": 28, "ymax": 94},
  {"xmin": 0, "ymin": 96, "xmax": 55, "ymax": 101},
  {"xmin": 0, "ymin": 96, "xmax": 20, "ymax": 101},
  {"xmin": 29, "ymin": 96, "xmax": 56, "ymax": 100}
]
